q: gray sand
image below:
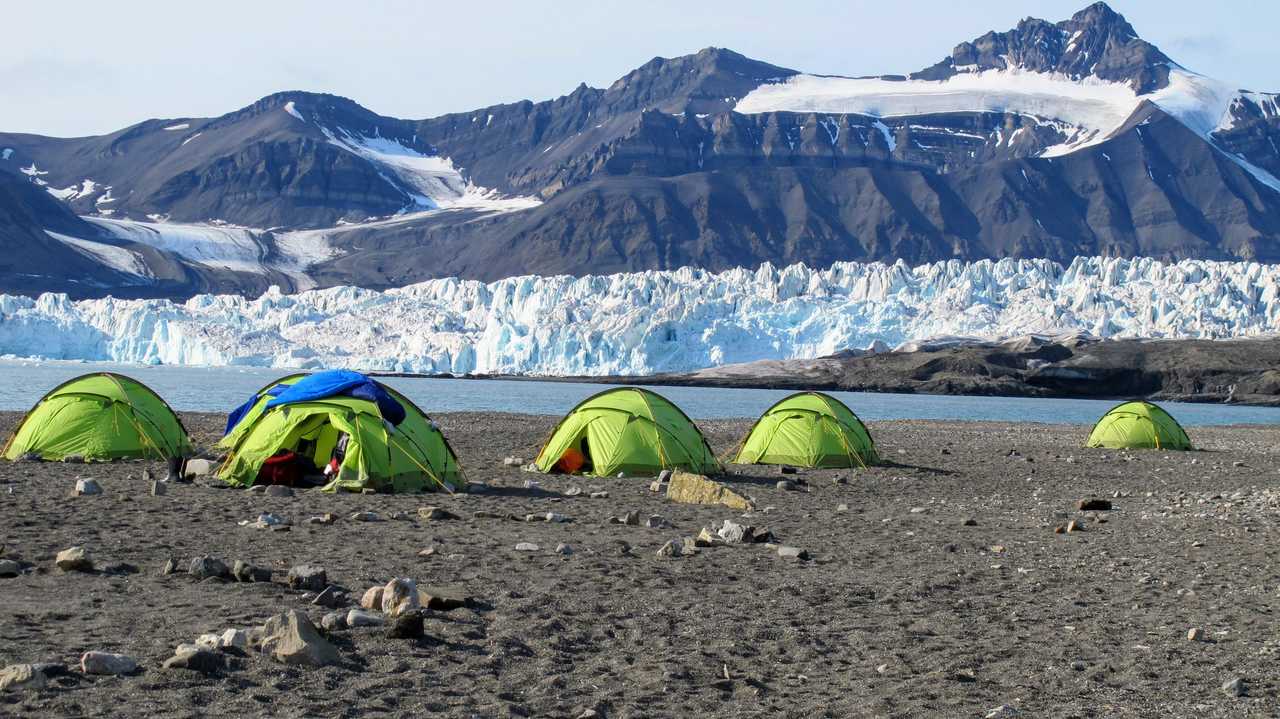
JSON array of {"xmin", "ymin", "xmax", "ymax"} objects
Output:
[{"xmin": 1, "ymin": 411, "xmax": 1278, "ymax": 717}]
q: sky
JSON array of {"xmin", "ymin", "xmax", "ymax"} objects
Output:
[{"xmin": 3, "ymin": 0, "xmax": 1276, "ymax": 137}]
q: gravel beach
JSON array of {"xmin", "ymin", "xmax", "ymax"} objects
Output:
[{"xmin": 1, "ymin": 410, "xmax": 1278, "ymax": 717}]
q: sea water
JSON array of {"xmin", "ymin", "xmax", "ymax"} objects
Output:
[{"xmin": 1, "ymin": 359, "xmax": 1279, "ymax": 426}]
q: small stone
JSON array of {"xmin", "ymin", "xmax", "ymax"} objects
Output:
[
  {"xmin": 776, "ymin": 480, "xmax": 796, "ymax": 491},
  {"xmin": 1070, "ymin": 660, "xmax": 1086, "ymax": 671},
  {"xmin": 184, "ymin": 458, "xmax": 215, "ymax": 477},
  {"xmin": 656, "ymin": 537, "xmax": 698, "ymax": 558},
  {"xmin": 777, "ymin": 546, "xmax": 808, "ymax": 561},
  {"xmin": 150, "ymin": 480, "xmax": 167, "ymax": 496},
  {"xmin": 55, "ymin": 546, "xmax": 94, "ymax": 572},
  {"xmin": 74, "ymin": 478, "xmax": 102, "ymax": 496},
  {"xmin": 249, "ymin": 484, "xmax": 268, "ymax": 493},
  {"xmin": 836, "ymin": 503, "xmax": 849, "ymax": 512},
  {"xmin": 386, "ymin": 610, "xmax": 424, "ymax": 639},
  {"xmin": 360, "ymin": 586, "xmax": 385, "ymax": 610},
  {"xmin": 251, "ymin": 512, "xmax": 289, "ymax": 529},
  {"xmin": 161, "ymin": 558, "xmax": 179, "ymax": 575},
  {"xmin": 908, "ymin": 506, "xmax": 927, "ymax": 514},
  {"xmin": 382, "ymin": 577, "xmax": 420, "ymax": 617},
  {"xmin": 64, "ymin": 454, "xmax": 85, "ymax": 464},
  {"xmin": 695, "ymin": 528, "xmax": 726, "ymax": 547},
  {"xmin": 418, "ymin": 546, "xmax": 436, "ymax": 557},
  {"xmin": 349, "ymin": 511, "xmax": 381, "ymax": 522},
  {"xmin": 286, "ymin": 565, "xmax": 327, "ymax": 592},
  {"xmin": 306, "ymin": 513, "xmax": 336, "ymax": 525},
  {"xmin": 0, "ymin": 663, "xmax": 46, "ymax": 692},
  {"xmin": 0, "ymin": 559, "xmax": 21, "ymax": 577},
  {"xmin": 649, "ymin": 480, "xmax": 664, "ymax": 492},
  {"xmin": 1232, "ymin": 460, "xmax": 1245, "ymax": 467},
  {"xmin": 616, "ymin": 472, "xmax": 626, "ymax": 479},
  {"xmin": 962, "ymin": 518, "xmax": 978, "ymax": 526},
  {"xmin": 608, "ymin": 510, "xmax": 642, "ymax": 526},
  {"xmin": 320, "ymin": 611, "xmax": 347, "ymax": 632},
  {"xmin": 589, "ymin": 491, "xmax": 609, "ymax": 499},
  {"xmin": 515, "ymin": 542, "xmax": 539, "ymax": 552},
  {"xmin": 985, "ymin": 706, "xmax": 1020, "ymax": 719},
  {"xmin": 545, "ymin": 512, "xmax": 569, "ymax": 523},
  {"xmin": 163, "ymin": 645, "xmax": 222, "ymax": 673},
  {"xmin": 717, "ymin": 520, "xmax": 751, "ymax": 544},
  {"xmin": 80, "ymin": 651, "xmax": 138, "ymax": 675},
  {"xmin": 1223, "ymin": 677, "xmax": 1247, "ymax": 697},
  {"xmin": 1187, "ymin": 627, "xmax": 1205, "ymax": 642},
  {"xmin": 220, "ymin": 629, "xmax": 248, "ymax": 649},
  {"xmin": 266, "ymin": 485, "xmax": 293, "ymax": 497},
  {"xmin": 554, "ymin": 543, "xmax": 573, "ymax": 555},
  {"xmin": 259, "ymin": 610, "xmax": 340, "ymax": 666},
  {"xmin": 346, "ymin": 609, "xmax": 386, "ymax": 627},
  {"xmin": 644, "ymin": 515, "xmax": 669, "ymax": 529},
  {"xmin": 1066, "ymin": 519, "xmax": 1085, "ymax": 533},
  {"xmin": 503, "ymin": 456, "xmax": 525, "ymax": 466},
  {"xmin": 832, "ymin": 475, "xmax": 848, "ymax": 485},
  {"xmin": 564, "ymin": 487, "xmax": 583, "ymax": 497},
  {"xmin": 188, "ymin": 556, "xmax": 229, "ymax": 580},
  {"xmin": 1076, "ymin": 498, "xmax": 1112, "ymax": 511},
  {"xmin": 418, "ymin": 506, "xmax": 459, "ymax": 521}
]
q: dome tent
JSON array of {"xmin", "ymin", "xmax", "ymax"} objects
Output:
[
  {"xmin": 218, "ymin": 370, "xmax": 463, "ymax": 492},
  {"xmin": 733, "ymin": 391, "xmax": 878, "ymax": 468},
  {"xmin": 2, "ymin": 372, "xmax": 192, "ymax": 461},
  {"xmin": 534, "ymin": 387, "xmax": 721, "ymax": 477},
  {"xmin": 1085, "ymin": 400, "xmax": 1192, "ymax": 450}
]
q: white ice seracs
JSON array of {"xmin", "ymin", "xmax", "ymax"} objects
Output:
[{"xmin": 1, "ymin": 257, "xmax": 1278, "ymax": 374}]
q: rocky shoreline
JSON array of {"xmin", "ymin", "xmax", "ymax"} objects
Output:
[{"xmin": 2, "ymin": 410, "xmax": 1278, "ymax": 716}]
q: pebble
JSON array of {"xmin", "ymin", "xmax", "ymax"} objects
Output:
[
  {"xmin": 74, "ymin": 478, "xmax": 102, "ymax": 496},
  {"xmin": 1076, "ymin": 498, "xmax": 1112, "ymax": 511},
  {"xmin": 55, "ymin": 546, "xmax": 94, "ymax": 572},
  {"xmin": 544, "ymin": 512, "xmax": 569, "ymax": 523},
  {"xmin": 832, "ymin": 475, "xmax": 848, "ymax": 485},
  {"xmin": 554, "ymin": 543, "xmax": 573, "ymax": 556},
  {"xmin": 563, "ymin": 487, "xmax": 583, "ymax": 497},
  {"xmin": 908, "ymin": 506, "xmax": 927, "ymax": 514},
  {"xmin": 161, "ymin": 558, "xmax": 180, "ymax": 575},
  {"xmin": 80, "ymin": 651, "xmax": 137, "ymax": 675},
  {"xmin": 962, "ymin": 518, "xmax": 978, "ymax": 526},
  {"xmin": 589, "ymin": 491, "xmax": 609, "ymax": 499},
  {"xmin": 189, "ymin": 556, "xmax": 229, "ymax": 580},
  {"xmin": 349, "ymin": 511, "xmax": 382, "ymax": 522},
  {"xmin": 503, "ymin": 456, "xmax": 526, "ymax": 466},
  {"xmin": 162, "ymin": 644, "xmax": 223, "ymax": 673},
  {"xmin": 418, "ymin": 506, "xmax": 459, "ymax": 521},
  {"xmin": 776, "ymin": 480, "xmax": 797, "ymax": 491},
  {"xmin": 777, "ymin": 546, "xmax": 809, "ymax": 561},
  {"xmin": 311, "ymin": 585, "xmax": 342, "ymax": 608},
  {"xmin": 644, "ymin": 515, "xmax": 669, "ymax": 529},
  {"xmin": 1187, "ymin": 627, "xmax": 1205, "ymax": 642},
  {"xmin": 515, "ymin": 542, "xmax": 540, "ymax": 552},
  {"xmin": 286, "ymin": 565, "xmax": 328, "ymax": 592},
  {"xmin": 836, "ymin": 504, "xmax": 849, "ymax": 512},
  {"xmin": 346, "ymin": 609, "xmax": 386, "ymax": 627},
  {"xmin": 64, "ymin": 454, "xmax": 85, "ymax": 464},
  {"xmin": 1223, "ymin": 677, "xmax": 1248, "ymax": 697},
  {"xmin": 320, "ymin": 611, "xmax": 347, "ymax": 632},
  {"xmin": 608, "ymin": 510, "xmax": 642, "ymax": 526},
  {"xmin": 360, "ymin": 586, "xmax": 384, "ymax": 610},
  {"xmin": 656, "ymin": 537, "xmax": 698, "ymax": 558},
  {"xmin": 233, "ymin": 560, "xmax": 272, "ymax": 583},
  {"xmin": 0, "ymin": 559, "xmax": 22, "ymax": 577},
  {"xmin": 985, "ymin": 706, "xmax": 1020, "ymax": 718},
  {"xmin": 184, "ymin": 458, "xmax": 215, "ymax": 477},
  {"xmin": 306, "ymin": 513, "xmax": 337, "ymax": 525},
  {"xmin": 150, "ymin": 480, "xmax": 167, "ymax": 496}
]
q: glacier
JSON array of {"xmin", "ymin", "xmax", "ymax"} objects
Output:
[{"xmin": 0, "ymin": 256, "xmax": 1277, "ymax": 375}]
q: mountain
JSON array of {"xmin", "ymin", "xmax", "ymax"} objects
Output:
[{"xmin": 2, "ymin": 2, "xmax": 1279, "ymax": 298}]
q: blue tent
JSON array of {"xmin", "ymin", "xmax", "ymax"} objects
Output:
[{"xmin": 223, "ymin": 370, "xmax": 406, "ymax": 436}]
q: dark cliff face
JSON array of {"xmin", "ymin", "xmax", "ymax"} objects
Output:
[{"xmin": 1, "ymin": 2, "xmax": 1279, "ymax": 300}]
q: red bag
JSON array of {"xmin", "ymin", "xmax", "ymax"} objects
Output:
[{"xmin": 258, "ymin": 451, "xmax": 303, "ymax": 487}]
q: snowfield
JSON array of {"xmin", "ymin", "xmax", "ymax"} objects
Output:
[{"xmin": 0, "ymin": 257, "xmax": 1277, "ymax": 374}]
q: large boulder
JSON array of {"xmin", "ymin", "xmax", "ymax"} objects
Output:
[
  {"xmin": 286, "ymin": 565, "xmax": 327, "ymax": 592},
  {"xmin": 665, "ymin": 471, "xmax": 754, "ymax": 511},
  {"xmin": 80, "ymin": 651, "xmax": 137, "ymax": 675},
  {"xmin": 381, "ymin": 577, "xmax": 419, "ymax": 617},
  {"xmin": 0, "ymin": 664, "xmax": 46, "ymax": 692},
  {"xmin": 55, "ymin": 547, "xmax": 94, "ymax": 572},
  {"xmin": 258, "ymin": 610, "xmax": 340, "ymax": 667}
]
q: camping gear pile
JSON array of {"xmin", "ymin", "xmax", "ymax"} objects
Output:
[{"xmin": 2, "ymin": 369, "xmax": 1201, "ymax": 492}]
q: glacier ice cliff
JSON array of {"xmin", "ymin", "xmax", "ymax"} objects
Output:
[{"xmin": 1, "ymin": 257, "xmax": 1278, "ymax": 375}]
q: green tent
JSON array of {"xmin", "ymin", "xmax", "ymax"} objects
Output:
[
  {"xmin": 534, "ymin": 387, "xmax": 721, "ymax": 477},
  {"xmin": 733, "ymin": 391, "xmax": 878, "ymax": 468},
  {"xmin": 1085, "ymin": 400, "xmax": 1192, "ymax": 450},
  {"xmin": 217, "ymin": 373, "xmax": 464, "ymax": 492},
  {"xmin": 2, "ymin": 372, "xmax": 192, "ymax": 462}
]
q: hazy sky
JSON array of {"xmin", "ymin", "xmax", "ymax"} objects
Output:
[{"xmin": 3, "ymin": 0, "xmax": 1275, "ymax": 137}]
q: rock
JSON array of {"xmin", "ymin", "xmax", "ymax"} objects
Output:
[
  {"xmin": 608, "ymin": 510, "xmax": 642, "ymax": 526},
  {"xmin": 649, "ymin": 480, "xmax": 665, "ymax": 492},
  {"xmin": 188, "ymin": 556, "xmax": 229, "ymax": 580},
  {"xmin": 360, "ymin": 586, "xmax": 385, "ymax": 610},
  {"xmin": 80, "ymin": 651, "xmax": 137, "ymax": 675},
  {"xmin": 908, "ymin": 506, "xmax": 927, "ymax": 514},
  {"xmin": 17, "ymin": 452, "xmax": 41, "ymax": 462},
  {"xmin": 184, "ymin": 459, "xmax": 215, "ymax": 478},
  {"xmin": 349, "ymin": 511, "xmax": 381, "ymax": 522},
  {"xmin": 836, "ymin": 503, "xmax": 849, "ymax": 512},
  {"xmin": 962, "ymin": 518, "xmax": 978, "ymax": 526},
  {"xmin": 554, "ymin": 543, "xmax": 573, "ymax": 556},
  {"xmin": 233, "ymin": 559, "xmax": 268, "ymax": 583},
  {"xmin": 418, "ymin": 506, "xmax": 459, "ymax": 521},
  {"xmin": 1187, "ymin": 627, "xmax": 1205, "ymax": 642},
  {"xmin": 777, "ymin": 546, "xmax": 809, "ymax": 561},
  {"xmin": 266, "ymin": 485, "xmax": 293, "ymax": 497},
  {"xmin": 832, "ymin": 475, "xmax": 848, "ymax": 485},
  {"xmin": 0, "ymin": 559, "xmax": 21, "ymax": 577},
  {"xmin": 523, "ymin": 479, "xmax": 540, "ymax": 490},
  {"xmin": 776, "ymin": 480, "xmax": 796, "ymax": 491},
  {"xmin": 1076, "ymin": 498, "xmax": 1112, "ymax": 511},
  {"xmin": 249, "ymin": 512, "xmax": 289, "ymax": 529},
  {"xmin": 544, "ymin": 512, "xmax": 569, "ymax": 523},
  {"xmin": 150, "ymin": 480, "xmax": 167, "ymax": 496},
  {"xmin": 514, "ymin": 542, "xmax": 540, "ymax": 552},
  {"xmin": 644, "ymin": 515, "xmax": 669, "ymax": 529},
  {"xmin": 320, "ymin": 611, "xmax": 347, "ymax": 632},
  {"xmin": 717, "ymin": 520, "xmax": 751, "ymax": 544},
  {"xmin": 249, "ymin": 485, "xmax": 267, "ymax": 494},
  {"xmin": 779, "ymin": 466, "xmax": 798, "ymax": 475},
  {"xmin": 666, "ymin": 471, "xmax": 754, "ymax": 511},
  {"xmin": 260, "ymin": 610, "xmax": 340, "ymax": 666},
  {"xmin": 503, "ymin": 456, "xmax": 525, "ymax": 466},
  {"xmin": 695, "ymin": 528, "xmax": 726, "ymax": 547},
  {"xmin": 985, "ymin": 706, "xmax": 1020, "ymax": 719},
  {"xmin": 286, "ymin": 565, "xmax": 327, "ymax": 592},
  {"xmin": 1223, "ymin": 677, "xmax": 1247, "ymax": 697},
  {"xmin": 0, "ymin": 664, "xmax": 46, "ymax": 692},
  {"xmin": 656, "ymin": 537, "xmax": 699, "ymax": 558},
  {"xmin": 657, "ymin": 469, "xmax": 673, "ymax": 483},
  {"xmin": 306, "ymin": 513, "xmax": 337, "ymax": 525},
  {"xmin": 162, "ymin": 645, "xmax": 223, "ymax": 673},
  {"xmin": 589, "ymin": 491, "xmax": 609, "ymax": 499},
  {"xmin": 1066, "ymin": 520, "xmax": 1085, "ymax": 533},
  {"xmin": 417, "ymin": 585, "xmax": 470, "ymax": 611},
  {"xmin": 220, "ymin": 629, "xmax": 249, "ymax": 649},
  {"xmin": 161, "ymin": 558, "xmax": 179, "ymax": 575},
  {"xmin": 386, "ymin": 610, "xmax": 424, "ymax": 639},
  {"xmin": 346, "ymin": 609, "xmax": 386, "ymax": 627},
  {"xmin": 74, "ymin": 478, "xmax": 102, "ymax": 496},
  {"xmin": 64, "ymin": 454, "xmax": 85, "ymax": 464},
  {"xmin": 382, "ymin": 577, "xmax": 420, "ymax": 617},
  {"xmin": 418, "ymin": 547, "xmax": 436, "ymax": 557},
  {"xmin": 616, "ymin": 472, "xmax": 626, "ymax": 479},
  {"xmin": 564, "ymin": 486, "xmax": 583, "ymax": 497},
  {"xmin": 55, "ymin": 546, "xmax": 94, "ymax": 572},
  {"xmin": 311, "ymin": 585, "xmax": 342, "ymax": 608}
]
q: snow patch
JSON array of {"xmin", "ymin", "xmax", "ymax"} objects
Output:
[
  {"xmin": 44, "ymin": 231, "xmax": 150, "ymax": 279},
  {"xmin": 181, "ymin": 132, "xmax": 202, "ymax": 146},
  {"xmin": 85, "ymin": 217, "xmax": 268, "ymax": 274},
  {"xmin": 1, "ymin": 148, "xmax": 12, "ymax": 161},
  {"xmin": 162, "ymin": 123, "xmax": 190, "ymax": 131},
  {"xmin": 1, "ymin": 257, "xmax": 1277, "ymax": 374},
  {"xmin": 283, "ymin": 101, "xmax": 305, "ymax": 122}
]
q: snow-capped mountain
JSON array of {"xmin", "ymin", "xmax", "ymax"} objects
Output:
[
  {"xmin": 1, "ymin": 256, "xmax": 1276, "ymax": 374},
  {"xmin": 1, "ymin": 2, "xmax": 1279, "ymax": 299}
]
